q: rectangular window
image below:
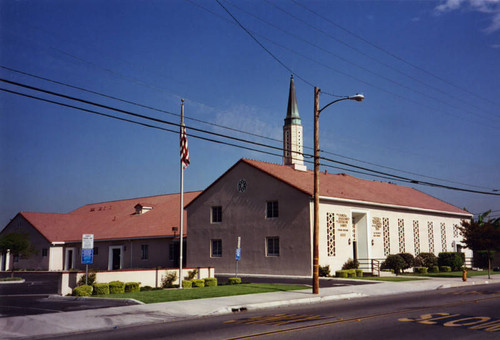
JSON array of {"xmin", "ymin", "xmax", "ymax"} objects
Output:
[
  {"xmin": 211, "ymin": 206, "xmax": 222, "ymax": 223},
  {"xmin": 141, "ymin": 244, "xmax": 149, "ymax": 260},
  {"xmin": 266, "ymin": 237, "xmax": 280, "ymax": 256},
  {"xmin": 266, "ymin": 201, "xmax": 279, "ymax": 218},
  {"xmin": 169, "ymin": 244, "xmax": 174, "ymax": 261},
  {"xmin": 94, "ymin": 247, "xmax": 98, "ymax": 256},
  {"xmin": 42, "ymin": 248, "xmax": 48, "ymax": 257},
  {"xmin": 211, "ymin": 239, "xmax": 222, "ymax": 257}
]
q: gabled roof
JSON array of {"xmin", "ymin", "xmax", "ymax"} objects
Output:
[
  {"xmin": 189, "ymin": 158, "xmax": 470, "ymax": 217},
  {"xmin": 20, "ymin": 191, "xmax": 201, "ymax": 243}
]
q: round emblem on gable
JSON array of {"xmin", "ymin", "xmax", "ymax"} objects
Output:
[{"xmin": 237, "ymin": 179, "xmax": 247, "ymax": 193}]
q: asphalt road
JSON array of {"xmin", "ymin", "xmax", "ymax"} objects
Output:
[
  {"xmin": 56, "ymin": 283, "xmax": 500, "ymax": 340},
  {"xmin": 0, "ymin": 273, "xmax": 140, "ymax": 318}
]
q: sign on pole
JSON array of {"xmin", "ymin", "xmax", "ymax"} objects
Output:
[{"xmin": 81, "ymin": 234, "xmax": 94, "ymax": 265}]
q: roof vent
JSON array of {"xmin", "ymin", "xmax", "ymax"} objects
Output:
[{"xmin": 135, "ymin": 204, "xmax": 152, "ymax": 215}]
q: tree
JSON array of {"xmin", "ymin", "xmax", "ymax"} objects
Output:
[
  {"xmin": 0, "ymin": 232, "xmax": 37, "ymax": 277},
  {"xmin": 458, "ymin": 210, "xmax": 500, "ymax": 279}
]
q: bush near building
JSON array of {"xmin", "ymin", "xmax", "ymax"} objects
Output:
[
  {"xmin": 72, "ymin": 285, "xmax": 92, "ymax": 296},
  {"xmin": 319, "ymin": 265, "xmax": 331, "ymax": 277},
  {"xmin": 414, "ymin": 253, "xmax": 438, "ymax": 268},
  {"xmin": 398, "ymin": 253, "xmax": 415, "ymax": 272},
  {"xmin": 125, "ymin": 282, "xmax": 140, "ymax": 293},
  {"xmin": 109, "ymin": 281, "xmax": 125, "ymax": 294},
  {"xmin": 342, "ymin": 258, "xmax": 359, "ymax": 270},
  {"xmin": 438, "ymin": 252, "xmax": 465, "ymax": 271},
  {"xmin": 381, "ymin": 254, "xmax": 406, "ymax": 274},
  {"xmin": 204, "ymin": 278, "xmax": 217, "ymax": 287},
  {"xmin": 93, "ymin": 283, "xmax": 110, "ymax": 295}
]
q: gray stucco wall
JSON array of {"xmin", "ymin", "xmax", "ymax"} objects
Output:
[
  {"xmin": 1, "ymin": 215, "xmax": 51, "ymax": 270},
  {"xmin": 187, "ymin": 161, "xmax": 312, "ymax": 276}
]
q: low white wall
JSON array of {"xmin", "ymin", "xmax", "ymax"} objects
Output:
[{"xmin": 62, "ymin": 267, "xmax": 215, "ymax": 295}]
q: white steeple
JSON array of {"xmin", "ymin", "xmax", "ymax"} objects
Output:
[{"xmin": 283, "ymin": 75, "xmax": 306, "ymax": 171}]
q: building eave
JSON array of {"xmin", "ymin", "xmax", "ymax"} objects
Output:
[{"xmin": 318, "ymin": 195, "xmax": 472, "ymax": 218}]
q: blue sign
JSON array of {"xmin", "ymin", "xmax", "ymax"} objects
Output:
[
  {"xmin": 235, "ymin": 248, "xmax": 241, "ymax": 261},
  {"xmin": 81, "ymin": 248, "xmax": 93, "ymax": 264}
]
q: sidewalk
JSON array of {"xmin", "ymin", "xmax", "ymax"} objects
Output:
[{"xmin": 1, "ymin": 275, "xmax": 498, "ymax": 339}]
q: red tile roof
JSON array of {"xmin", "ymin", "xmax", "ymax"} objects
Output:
[
  {"xmin": 242, "ymin": 159, "xmax": 470, "ymax": 216},
  {"xmin": 21, "ymin": 191, "xmax": 201, "ymax": 243}
]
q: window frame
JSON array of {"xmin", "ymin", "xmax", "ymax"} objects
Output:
[
  {"xmin": 211, "ymin": 206, "xmax": 222, "ymax": 224},
  {"xmin": 211, "ymin": 239, "xmax": 222, "ymax": 258},
  {"xmin": 42, "ymin": 248, "xmax": 48, "ymax": 257},
  {"xmin": 266, "ymin": 236, "xmax": 280, "ymax": 257},
  {"xmin": 141, "ymin": 244, "xmax": 149, "ymax": 260},
  {"xmin": 266, "ymin": 201, "xmax": 279, "ymax": 219}
]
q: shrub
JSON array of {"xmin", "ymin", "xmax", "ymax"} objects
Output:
[
  {"xmin": 335, "ymin": 270, "xmax": 348, "ymax": 278},
  {"xmin": 440, "ymin": 266, "xmax": 452, "ymax": 272},
  {"xmin": 73, "ymin": 285, "xmax": 92, "ymax": 297},
  {"xmin": 438, "ymin": 252, "xmax": 464, "ymax": 271},
  {"xmin": 92, "ymin": 283, "xmax": 109, "ymax": 295},
  {"xmin": 342, "ymin": 258, "xmax": 359, "ymax": 270},
  {"xmin": 162, "ymin": 272, "xmax": 178, "ymax": 288},
  {"xmin": 140, "ymin": 285, "xmax": 153, "ymax": 291},
  {"xmin": 355, "ymin": 269, "xmax": 363, "ymax": 277},
  {"xmin": 414, "ymin": 253, "xmax": 438, "ymax": 268},
  {"xmin": 429, "ymin": 266, "xmax": 440, "ymax": 273},
  {"xmin": 77, "ymin": 270, "xmax": 96, "ymax": 286},
  {"xmin": 414, "ymin": 267, "xmax": 428, "ymax": 274},
  {"xmin": 347, "ymin": 269, "xmax": 356, "ymax": 278},
  {"xmin": 398, "ymin": 253, "xmax": 415, "ymax": 271},
  {"xmin": 382, "ymin": 269, "xmax": 394, "ymax": 273},
  {"xmin": 204, "ymin": 278, "xmax": 217, "ymax": 287},
  {"xmin": 382, "ymin": 254, "xmax": 406, "ymax": 274},
  {"xmin": 125, "ymin": 282, "xmax": 140, "ymax": 293},
  {"xmin": 319, "ymin": 265, "xmax": 331, "ymax": 277},
  {"xmin": 228, "ymin": 277, "xmax": 242, "ymax": 285},
  {"xmin": 182, "ymin": 280, "xmax": 192, "ymax": 288},
  {"xmin": 109, "ymin": 281, "xmax": 125, "ymax": 294},
  {"xmin": 184, "ymin": 269, "xmax": 198, "ymax": 281},
  {"xmin": 192, "ymin": 279, "xmax": 205, "ymax": 288}
]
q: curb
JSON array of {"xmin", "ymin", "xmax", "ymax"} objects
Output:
[
  {"xmin": 47, "ymin": 295, "xmax": 145, "ymax": 305},
  {"xmin": 211, "ymin": 292, "xmax": 366, "ymax": 315}
]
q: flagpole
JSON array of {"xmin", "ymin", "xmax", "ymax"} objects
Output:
[{"xmin": 179, "ymin": 99, "xmax": 185, "ymax": 289}]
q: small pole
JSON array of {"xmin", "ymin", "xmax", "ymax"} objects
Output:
[{"xmin": 85, "ymin": 264, "xmax": 88, "ymax": 285}]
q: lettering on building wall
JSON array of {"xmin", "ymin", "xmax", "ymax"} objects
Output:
[
  {"xmin": 372, "ymin": 217, "xmax": 382, "ymax": 237},
  {"xmin": 336, "ymin": 213, "xmax": 349, "ymax": 236}
]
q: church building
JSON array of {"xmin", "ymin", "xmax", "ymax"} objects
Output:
[{"xmin": 186, "ymin": 76, "xmax": 472, "ymax": 276}]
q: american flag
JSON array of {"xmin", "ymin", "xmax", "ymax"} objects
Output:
[{"xmin": 180, "ymin": 124, "xmax": 190, "ymax": 169}]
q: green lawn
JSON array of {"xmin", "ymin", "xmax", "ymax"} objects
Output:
[
  {"xmin": 101, "ymin": 283, "xmax": 309, "ymax": 304},
  {"xmin": 403, "ymin": 270, "xmax": 499, "ymax": 278}
]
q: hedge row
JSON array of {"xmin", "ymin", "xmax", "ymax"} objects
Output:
[
  {"xmin": 335, "ymin": 269, "xmax": 363, "ymax": 278},
  {"xmin": 72, "ymin": 281, "xmax": 141, "ymax": 297},
  {"xmin": 181, "ymin": 278, "xmax": 220, "ymax": 289}
]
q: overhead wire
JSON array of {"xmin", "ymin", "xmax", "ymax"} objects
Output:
[
  {"xmin": 223, "ymin": 0, "xmax": 499, "ymax": 123},
  {"xmin": 2, "ymin": 65, "xmax": 496, "ymax": 191},
  {"xmin": 290, "ymin": 0, "xmax": 500, "ymax": 108},
  {"xmin": 2, "ymin": 78, "xmax": 499, "ymax": 196}
]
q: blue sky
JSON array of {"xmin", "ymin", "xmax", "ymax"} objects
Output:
[{"xmin": 1, "ymin": 0, "xmax": 499, "ymax": 226}]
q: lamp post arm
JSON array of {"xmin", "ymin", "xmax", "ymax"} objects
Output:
[{"xmin": 318, "ymin": 97, "xmax": 350, "ymax": 116}]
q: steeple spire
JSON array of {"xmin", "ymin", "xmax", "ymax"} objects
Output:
[
  {"xmin": 284, "ymin": 75, "xmax": 301, "ymax": 126},
  {"xmin": 283, "ymin": 75, "xmax": 306, "ymax": 170}
]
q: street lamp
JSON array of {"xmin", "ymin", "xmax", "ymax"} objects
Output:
[{"xmin": 313, "ymin": 87, "xmax": 364, "ymax": 294}]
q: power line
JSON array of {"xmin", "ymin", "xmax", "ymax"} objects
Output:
[
  {"xmin": 290, "ymin": 0, "xmax": 500, "ymax": 108},
  {"xmin": 264, "ymin": 0, "xmax": 499, "ymax": 120},
  {"xmin": 3, "ymin": 65, "xmax": 495, "ymax": 192},
  {"xmin": 191, "ymin": 0, "xmax": 500, "ymax": 129},
  {"xmin": 225, "ymin": 0, "xmax": 499, "ymax": 123},
  {"xmin": 2, "ymin": 79, "xmax": 499, "ymax": 196}
]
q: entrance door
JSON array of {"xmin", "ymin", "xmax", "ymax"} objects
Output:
[
  {"xmin": 112, "ymin": 248, "xmax": 121, "ymax": 270},
  {"xmin": 352, "ymin": 212, "xmax": 370, "ymax": 271},
  {"xmin": 64, "ymin": 248, "xmax": 75, "ymax": 270}
]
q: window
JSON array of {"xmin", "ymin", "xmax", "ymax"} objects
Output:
[
  {"xmin": 266, "ymin": 237, "xmax": 280, "ymax": 256},
  {"xmin": 211, "ymin": 239, "xmax": 222, "ymax": 257},
  {"xmin": 266, "ymin": 201, "xmax": 279, "ymax": 218},
  {"xmin": 42, "ymin": 248, "xmax": 48, "ymax": 257},
  {"xmin": 211, "ymin": 206, "xmax": 222, "ymax": 223},
  {"xmin": 141, "ymin": 244, "xmax": 149, "ymax": 260},
  {"xmin": 94, "ymin": 247, "xmax": 99, "ymax": 256}
]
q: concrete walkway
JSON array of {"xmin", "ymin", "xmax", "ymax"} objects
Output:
[{"xmin": 1, "ymin": 275, "xmax": 498, "ymax": 339}]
